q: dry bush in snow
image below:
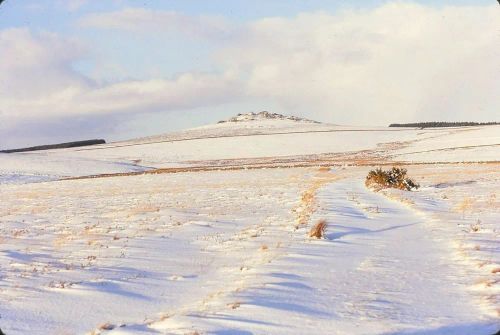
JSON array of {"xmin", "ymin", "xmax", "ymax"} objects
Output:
[
  {"xmin": 470, "ymin": 220, "xmax": 481, "ymax": 233},
  {"xmin": 365, "ymin": 167, "xmax": 419, "ymax": 191},
  {"xmin": 309, "ymin": 219, "xmax": 327, "ymax": 239},
  {"xmin": 98, "ymin": 323, "xmax": 115, "ymax": 331}
]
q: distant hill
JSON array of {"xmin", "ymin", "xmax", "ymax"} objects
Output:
[
  {"xmin": 218, "ymin": 111, "xmax": 320, "ymax": 124},
  {"xmin": 389, "ymin": 122, "xmax": 499, "ymax": 128},
  {"xmin": 1, "ymin": 139, "xmax": 106, "ymax": 153}
]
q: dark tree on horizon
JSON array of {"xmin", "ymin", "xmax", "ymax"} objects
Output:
[{"xmin": 389, "ymin": 121, "xmax": 500, "ymax": 128}]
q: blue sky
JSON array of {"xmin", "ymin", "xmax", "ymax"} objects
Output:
[{"xmin": 0, "ymin": 0, "xmax": 498, "ymax": 148}]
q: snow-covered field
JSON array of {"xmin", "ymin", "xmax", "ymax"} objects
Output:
[
  {"xmin": 0, "ymin": 117, "xmax": 498, "ymax": 334},
  {"xmin": 2, "ymin": 122, "xmax": 498, "ymax": 183}
]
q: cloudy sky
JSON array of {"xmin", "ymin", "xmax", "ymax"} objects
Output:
[{"xmin": 0, "ymin": 0, "xmax": 498, "ymax": 148}]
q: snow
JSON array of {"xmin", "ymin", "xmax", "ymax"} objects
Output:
[
  {"xmin": 392, "ymin": 126, "xmax": 500, "ymax": 163},
  {"xmin": 380, "ymin": 164, "xmax": 500, "ymax": 317},
  {"xmin": 143, "ymin": 174, "xmax": 498, "ymax": 335},
  {"xmin": 58, "ymin": 129, "xmax": 422, "ymax": 169},
  {"xmin": 2, "ymin": 122, "xmax": 498, "ymax": 183},
  {"xmin": 0, "ymin": 118, "xmax": 499, "ymax": 334},
  {"xmin": 0, "ymin": 169, "xmax": 307, "ymax": 334},
  {"xmin": 0, "ymin": 152, "xmax": 149, "ymax": 184}
]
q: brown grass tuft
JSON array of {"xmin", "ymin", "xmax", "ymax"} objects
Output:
[
  {"xmin": 292, "ymin": 172, "xmax": 338, "ymax": 229},
  {"xmin": 309, "ymin": 219, "xmax": 327, "ymax": 239},
  {"xmin": 470, "ymin": 220, "xmax": 481, "ymax": 233},
  {"xmin": 227, "ymin": 302, "xmax": 241, "ymax": 309},
  {"xmin": 456, "ymin": 197, "xmax": 473, "ymax": 217}
]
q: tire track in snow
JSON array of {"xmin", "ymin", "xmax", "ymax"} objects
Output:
[
  {"xmin": 136, "ymin": 176, "xmax": 498, "ymax": 334},
  {"xmin": 309, "ymin": 179, "xmax": 493, "ymax": 332}
]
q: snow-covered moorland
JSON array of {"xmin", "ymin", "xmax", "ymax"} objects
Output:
[{"xmin": 0, "ymin": 114, "xmax": 498, "ymax": 334}]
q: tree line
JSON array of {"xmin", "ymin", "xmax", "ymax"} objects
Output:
[
  {"xmin": 1, "ymin": 139, "xmax": 106, "ymax": 153},
  {"xmin": 389, "ymin": 122, "xmax": 499, "ymax": 128}
]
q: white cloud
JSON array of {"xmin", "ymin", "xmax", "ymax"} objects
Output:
[
  {"xmin": 218, "ymin": 3, "xmax": 499, "ymax": 124},
  {"xmin": 61, "ymin": 0, "xmax": 88, "ymax": 12},
  {"xmin": 69, "ymin": 72, "xmax": 241, "ymax": 115},
  {"xmin": 0, "ymin": 28, "xmax": 89, "ymax": 100},
  {"xmin": 0, "ymin": 29, "xmax": 240, "ymax": 127},
  {"xmin": 78, "ymin": 7, "xmax": 233, "ymax": 39}
]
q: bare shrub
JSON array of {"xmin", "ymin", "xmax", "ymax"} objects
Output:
[
  {"xmin": 470, "ymin": 220, "xmax": 481, "ymax": 233},
  {"xmin": 99, "ymin": 323, "xmax": 115, "ymax": 331},
  {"xmin": 227, "ymin": 302, "xmax": 241, "ymax": 309},
  {"xmin": 365, "ymin": 167, "xmax": 419, "ymax": 191},
  {"xmin": 309, "ymin": 219, "xmax": 327, "ymax": 239}
]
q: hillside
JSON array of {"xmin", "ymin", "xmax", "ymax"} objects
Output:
[
  {"xmin": 1, "ymin": 113, "xmax": 498, "ymax": 184},
  {"xmin": 0, "ymin": 112, "xmax": 498, "ymax": 335}
]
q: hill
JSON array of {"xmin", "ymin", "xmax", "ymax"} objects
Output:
[{"xmin": 218, "ymin": 111, "xmax": 320, "ymax": 124}]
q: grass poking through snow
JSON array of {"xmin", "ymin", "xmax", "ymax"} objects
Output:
[{"xmin": 309, "ymin": 219, "xmax": 327, "ymax": 239}]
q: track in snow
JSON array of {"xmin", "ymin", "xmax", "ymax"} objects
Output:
[
  {"xmin": 144, "ymin": 178, "xmax": 498, "ymax": 335},
  {"xmin": 1, "ymin": 169, "xmax": 497, "ymax": 335}
]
